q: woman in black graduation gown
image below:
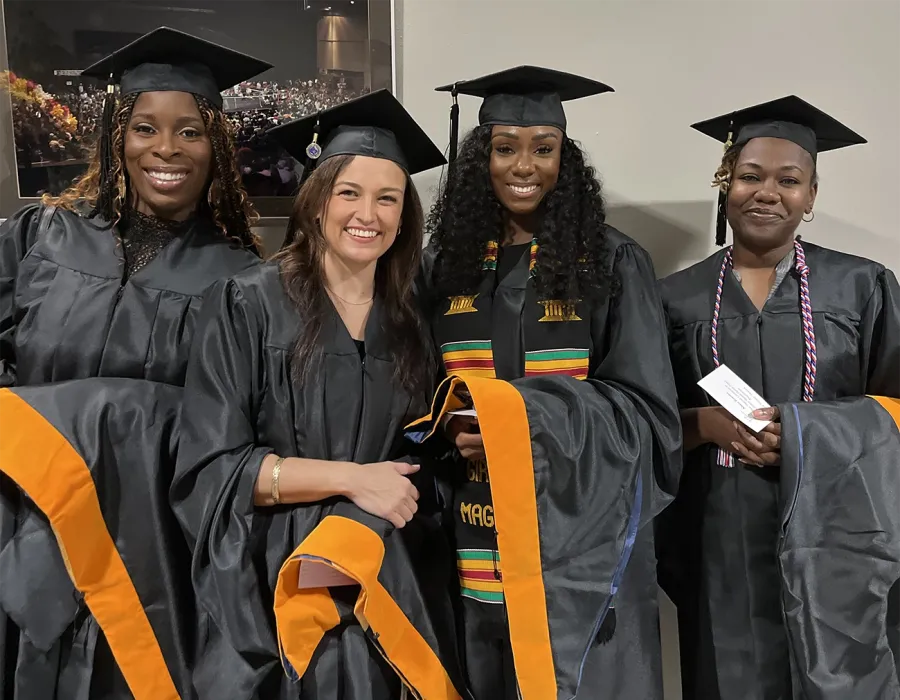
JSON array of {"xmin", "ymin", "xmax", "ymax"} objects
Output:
[
  {"xmin": 419, "ymin": 67, "xmax": 682, "ymax": 700},
  {"xmin": 0, "ymin": 28, "xmax": 269, "ymax": 700},
  {"xmin": 658, "ymin": 96, "xmax": 900, "ymax": 699},
  {"xmin": 171, "ymin": 90, "xmax": 467, "ymax": 700}
]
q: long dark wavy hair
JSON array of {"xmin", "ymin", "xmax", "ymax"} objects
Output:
[
  {"xmin": 43, "ymin": 92, "xmax": 259, "ymax": 250},
  {"xmin": 427, "ymin": 124, "xmax": 617, "ymax": 303},
  {"xmin": 276, "ymin": 155, "xmax": 433, "ymax": 395}
]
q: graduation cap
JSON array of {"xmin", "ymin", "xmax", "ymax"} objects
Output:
[
  {"xmin": 80, "ymin": 26, "xmax": 272, "ymax": 110},
  {"xmin": 691, "ymin": 95, "xmax": 867, "ymax": 244},
  {"xmin": 266, "ymin": 89, "xmax": 446, "ymax": 177},
  {"xmin": 435, "ymin": 66, "xmax": 614, "ymax": 161},
  {"xmin": 79, "ymin": 27, "xmax": 271, "ymax": 220}
]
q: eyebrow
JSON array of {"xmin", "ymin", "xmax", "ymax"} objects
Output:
[
  {"xmin": 129, "ymin": 112, "xmax": 204, "ymax": 125},
  {"xmin": 492, "ymin": 131, "xmax": 559, "ymax": 142},
  {"xmin": 739, "ymin": 162, "xmax": 807, "ymax": 173},
  {"xmin": 335, "ymin": 180, "xmax": 404, "ymax": 194}
]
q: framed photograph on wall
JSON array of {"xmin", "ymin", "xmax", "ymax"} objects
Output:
[{"xmin": 0, "ymin": 0, "xmax": 396, "ymax": 221}]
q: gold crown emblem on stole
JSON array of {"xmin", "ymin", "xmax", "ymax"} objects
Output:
[
  {"xmin": 538, "ymin": 300, "xmax": 582, "ymax": 322},
  {"xmin": 445, "ymin": 295, "xmax": 479, "ymax": 315}
]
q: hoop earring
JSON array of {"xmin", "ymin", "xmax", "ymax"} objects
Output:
[{"xmin": 802, "ymin": 211, "xmax": 815, "ymax": 223}]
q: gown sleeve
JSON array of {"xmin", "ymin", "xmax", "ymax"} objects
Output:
[
  {"xmin": 861, "ymin": 268, "xmax": 900, "ymax": 397},
  {"xmin": 170, "ymin": 278, "xmax": 277, "ymax": 694},
  {"xmin": 0, "ymin": 205, "xmax": 44, "ymax": 387},
  {"xmin": 583, "ymin": 241, "xmax": 684, "ymax": 519},
  {"xmin": 773, "ymin": 266, "xmax": 900, "ymax": 696}
]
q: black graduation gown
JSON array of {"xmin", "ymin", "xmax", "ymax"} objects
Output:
[
  {"xmin": 0, "ymin": 204, "xmax": 258, "ymax": 387},
  {"xmin": 170, "ymin": 262, "xmax": 467, "ymax": 700},
  {"xmin": 416, "ymin": 228, "xmax": 682, "ymax": 700},
  {"xmin": 778, "ymin": 396, "xmax": 900, "ymax": 699},
  {"xmin": 0, "ymin": 379, "xmax": 190, "ymax": 700},
  {"xmin": 658, "ymin": 242, "xmax": 900, "ymax": 700},
  {"xmin": 0, "ymin": 203, "xmax": 259, "ymax": 699}
]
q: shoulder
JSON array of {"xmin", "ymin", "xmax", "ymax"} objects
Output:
[
  {"xmin": 1, "ymin": 203, "xmax": 90, "ymax": 250},
  {"xmin": 604, "ymin": 225, "xmax": 643, "ymax": 257},
  {"xmin": 1, "ymin": 203, "xmax": 73, "ymax": 234},
  {"xmin": 219, "ymin": 261, "xmax": 300, "ymax": 348},
  {"xmin": 223, "ymin": 259, "xmax": 283, "ymax": 303},
  {"xmin": 658, "ymin": 251, "xmax": 726, "ymax": 326},
  {"xmin": 660, "ymin": 250, "xmax": 723, "ymax": 299},
  {"xmin": 802, "ymin": 241, "xmax": 891, "ymax": 310},
  {"xmin": 803, "ymin": 241, "xmax": 886, "ymax": 277},
  {"xmin": 603, "ymin": 225, "xmax": 657, "ymax": 276},
  {"xmin": 187, "ymin": 224, "xmax": 261, "ymax": 273}
]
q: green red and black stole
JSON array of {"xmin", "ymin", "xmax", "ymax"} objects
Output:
[{"xmin": 432, "ymin": 239, "xmax": 593, "ymax": 605}]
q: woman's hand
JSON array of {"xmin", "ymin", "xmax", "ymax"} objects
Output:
[
  {"xmin": 345, "ymin": 461, "xmax": 421, "ymax": 529},
  {"xmin": 444, "ymin": 415, "xmax": 486, "ymax": 461},
  {"xmin": 683, "ymin": 406, "xmax": 743, "ymax": 453},
  {"xmin": 730, "ymin": 407, "xmax": 781, "ymax": 466}
]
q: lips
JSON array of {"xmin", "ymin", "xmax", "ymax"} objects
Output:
[
  {"xmin": 507, "ymin": 183, "xmax": 540, "ymax": 198},
  {"xmin": 744, "ymin": 208, "xmax": 782, "ymax": 221},
  {"xmin": 143, "ymin": 167, "xmax": 190, "ymax": 192},
  {"xmin": 345, "ymin": 226, "xmax": 380, "ymax": 241}
]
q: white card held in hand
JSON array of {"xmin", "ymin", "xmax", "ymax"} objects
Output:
[
  {"xmin": 697, "ymin": 365, "xmax": 772, "ymax": 432},
  {"xmin": 297, "ymin": 560, "xmax": 356, "ymax": 589}
]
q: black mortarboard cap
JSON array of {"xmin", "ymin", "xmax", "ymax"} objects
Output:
[
  {"xmin": 435, "ymin": 66, "xmax": 613, "ymax": 161},
  {"xmin": 692, "ymin": 96, "xmax": 867, "ymax": 245},
  {"xmin": 80, "ymin": 27, "xmax": 272, "ymax": 109},
  {"xmin": 81, "ymin": 27, "xmax": 270, "ymax": 222},
  {"xmin": 691, "ymin": 95, "xmax": 867, "ymax": 161},
  {"xmin": 267, "ymin": 89, "xmax": 446, "ymax": 176}
]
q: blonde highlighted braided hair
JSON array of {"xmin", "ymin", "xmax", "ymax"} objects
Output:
[{"xmin": 43, "ymin": 92, "xmax": 260, "ymax": 252}]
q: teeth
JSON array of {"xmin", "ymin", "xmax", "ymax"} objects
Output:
[
  {"xmin": 509, "ymin": 184, "xmax": 538, "ymax": 194},
  {"xmin": 147, "ymin": 170, "xmax": 187, "ymax": 182},
  {"xmin": 346, "ymin": 227, "xmax": 379, "ymax": 239}
]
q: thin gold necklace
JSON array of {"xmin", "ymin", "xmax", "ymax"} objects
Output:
[{"xmin": 327, "ymin": 287, "xmax": 373, "ymax": 306}]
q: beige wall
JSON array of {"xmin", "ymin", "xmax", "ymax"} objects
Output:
[{"xmin": 391, "ymin": 0, "xmax": 900, "ymax": 277}]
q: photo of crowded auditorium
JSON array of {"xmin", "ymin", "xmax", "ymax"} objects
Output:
[{"xmin": 1, "ymin": 0, "xmax": 392, "ymax": 205}]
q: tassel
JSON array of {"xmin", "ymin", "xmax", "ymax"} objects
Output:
[
  {"xmin": 448, "ymin": 84, "xmax": 459, "ymax": 163},
  {"xmin": 595, "ymin": 606, "xmax": 617, "ymax": 645},
  {"xmin": 715, "ymin": 188, "xmax": 727, "ymax": 246},
  {"xmin": 91, "ymin": 76, "xmax": 117, "ymax": 220},
  {"xmin": 715, "ymin": 122, "xmax": 734, "ymax": 247}
]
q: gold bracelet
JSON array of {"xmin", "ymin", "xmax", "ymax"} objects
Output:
[{"xmin": 271, "ymin": 456, "xmax": 285, "ymax": 505}]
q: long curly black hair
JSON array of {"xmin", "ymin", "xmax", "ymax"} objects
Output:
[{"xmin": 427, "ymin": 124, "xmax": 617, "ymax": 303}]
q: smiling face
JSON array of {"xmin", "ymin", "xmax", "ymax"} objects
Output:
[
  {"xmin": 726, "ymin": 137, "xmax": 818, "ymax": 249},
  {"xmin": 489, "ymin": 124, "xmax": 563, "ymax": 215},
  {"xmin": 320, "ymin": 155, "xmax": 407, "ymax": 270},
  {"xmin": 123, "ymin": 90, "xmax": 213, "ymax": 221}
]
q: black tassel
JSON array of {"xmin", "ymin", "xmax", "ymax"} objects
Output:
[
  {"xmin": 715, "ymin": 120, "xmax": 734, "ymax": 247},
  {"xmin": 448, "ymin": 84, "xmax": 460, "ymax": 164},
  {"xmin": 595, "ymin": 606, "xmax": 617, "ymax": 645},
  {"xmin": 91, "ymin": 76, "xmax": 117, "ymax": 220},
  {"xmin": 715, "ymin": 188, "xmax": 727, "ymax": 246}
]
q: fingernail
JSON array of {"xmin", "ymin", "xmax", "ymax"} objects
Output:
[{"xmin": 731, "ymin": 442, "xmax": 742, "ymax": 451}]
